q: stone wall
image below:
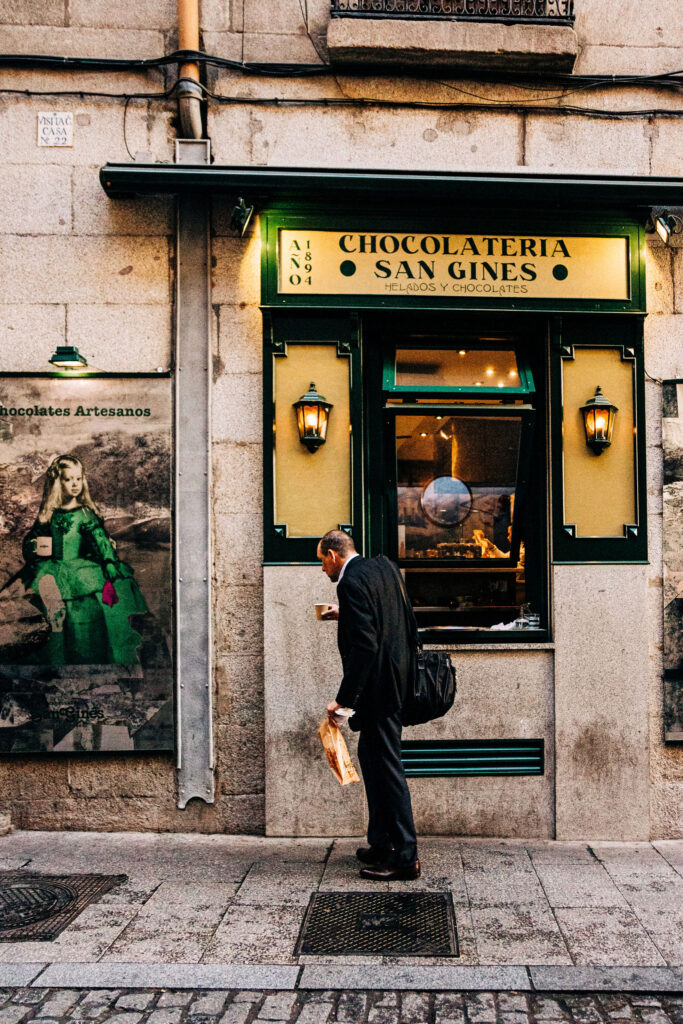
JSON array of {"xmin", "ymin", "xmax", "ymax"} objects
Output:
[{"xmin": 0, "ymin": 0, "xmax": 681, "ymax": 834}]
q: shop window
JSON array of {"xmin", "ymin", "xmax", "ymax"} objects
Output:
[{"xmin": 366, "ymin": 321, "xmax": 547, "ymax": 640}]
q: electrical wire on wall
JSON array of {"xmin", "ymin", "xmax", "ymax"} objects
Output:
[{"xmin": 2, "ymin": 50, "xmax": 683, "ymax": 134}]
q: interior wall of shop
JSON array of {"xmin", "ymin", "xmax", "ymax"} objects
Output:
[{"xmin": 0, "ymin": 0, "xmax": 681, "ymax": 834}]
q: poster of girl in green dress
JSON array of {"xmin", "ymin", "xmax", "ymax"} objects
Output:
[{"xmin": 0, "ymin": 376, "xmax": 173, "ymax": 753}]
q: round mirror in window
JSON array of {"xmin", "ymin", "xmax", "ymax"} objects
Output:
[{"xmin": 420, "ymin": 475, "xmax": 473, "ymax": 527}]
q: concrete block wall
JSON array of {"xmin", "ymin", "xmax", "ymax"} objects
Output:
[
  {"xmin": 643, "ymin": 235, "xmax": 683, "ymax": 839},
  {"xmin": 209, "ymin": 208, "xmax": 266, "ymax": 833},
  {"xmin": 0, "ymin": 0, "xmax": 682, "ymax": 835}
]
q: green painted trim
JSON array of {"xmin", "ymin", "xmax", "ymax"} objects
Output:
[
  {"xmin": 401, "ymin": 738, "xmax": 544, "ymax": 777},
  {"xmin": 550, "ymin": 315, "xmax": 648, "ymax": 564},
  {"xmin": 0, "ymin": 372, "xmax": 172, "ymax": 379},
  {"xmin": 383, "ymin": 339, "xmax": 536, "ymax": 394},
  {"xmin": 262, "ymin": 561, "xmax": 320, "ymax": 566},
  {"xmin": 363, "ymin": 312, "xmax": 550, "ymax": 636},
  {"xmin": 262, "ymin": 310, "xmax": 363, "ymax": 563},
  {"xmin": 262, "ymin": 211, "xmax": 643, "ymax": 314}
]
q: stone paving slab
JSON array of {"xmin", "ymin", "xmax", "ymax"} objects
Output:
[
  {"xmin": 31, "ymin": 964, "xmax": 301, "ymax": 990},
  {"xmin": 529, "ymin": 966, "xmax": 683, "ymax": 992},
  {"xmin": 469, "ymin": 905, "xmax": 572, "ymax": 966},
  {"xmin": 553, "ymin": 910, "xmax": 666, "ymax": 967},
  {"xmin": 0, "ymin": 965, "xmax": 47, "ymax": 986},
  {"xmin": 1, "ymin": 833, "xmax": 683, "ymax": 974},
  {"xmin": 298, "ymin": 965, "xmax": 532, "ymax": 990},
  {"xmin": 527, "ymin": 855, "xmax": 628, "ymax": 910}
]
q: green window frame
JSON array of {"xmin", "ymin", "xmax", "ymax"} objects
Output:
[
  {"xmin": 363, "ymin": 313, "xmax": 550, "ymax": 643},
  {"xmin": 382, "ymin": 341, "xmax": 536, "ymax": 398}
]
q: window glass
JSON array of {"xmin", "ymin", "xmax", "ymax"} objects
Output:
[
  {"xmin": 395, "ymin": 414, "xmax": 522, "ymax": 561},
  {"xmin": 393, "ymin": 411, "xmax": 533, "ymax": 630},
  {"xmin": 395, "ymin": 347, "xmax": 519, "ymax": 389}
]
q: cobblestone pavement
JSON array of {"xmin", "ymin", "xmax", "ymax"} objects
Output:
[{"xmin": 0, "ymin": 989, "xmax": 682, "ymax": 1024}]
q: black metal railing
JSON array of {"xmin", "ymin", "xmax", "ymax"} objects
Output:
[{"xmin": 330, "ymin": 0, "xmax": 574, "ymax": 23}]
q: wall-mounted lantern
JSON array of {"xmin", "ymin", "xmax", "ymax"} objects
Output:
[
  {"xmin": 49, "ymin": 345, "xmax": 88, "ymax": 369},
  {"xmin": 581, "ymin": 385, "xmax": 618, "ymax": 455},
  {"xmin": 293, "ymin": 381, "xmax": 333, "ymax": 453}
]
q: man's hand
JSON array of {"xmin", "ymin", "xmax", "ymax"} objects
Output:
[
  {"xmin": 321, "ymin": 604, "xmax": 339, "ymax": 620},
  {"xmin": 327, "ymin": 700, "xmax": 342, "ymax": 725}
]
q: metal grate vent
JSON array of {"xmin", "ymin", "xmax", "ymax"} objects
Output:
[
  {"xmin": 401, "ymin": 738, "xmax": 544, "ymax": 776},
  {"xmin": 0, "ymin": 872, "xmax": 126, "ymax": 941},
  {"xmin": 295, "ymin": 891, "xmax": 458, "ymax": 957}
]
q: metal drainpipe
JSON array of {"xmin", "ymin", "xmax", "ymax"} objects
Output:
[{"xmin": 177, "ymin": 0, "xmax": 204, "ymax": 139}]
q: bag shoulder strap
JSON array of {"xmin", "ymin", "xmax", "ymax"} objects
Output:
[{"xmin": 378, "ymin": 555, "xmax": 423, "ymax": 652}]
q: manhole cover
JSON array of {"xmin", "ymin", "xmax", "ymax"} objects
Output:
[
  {"xmin": 295, "ymin": 891, "xmax": 459, "ymax": 957},
  {"xmin": 0, "ymin": 880, "xmax": 76, "ymax": 927},
  {"xmin": 0, "ymin": 872, "xmax": 126, "ymax": 942}
]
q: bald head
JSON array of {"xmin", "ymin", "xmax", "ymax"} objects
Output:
[
  {"xmin": 319, "ymin": 529, "xmax": 356, "ymax": 558},
  {"xmin": 317, "ymin": 530, "xmax": 356, "ymax": 582}
]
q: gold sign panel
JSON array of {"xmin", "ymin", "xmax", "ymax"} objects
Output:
[{"xmin": 279, "ymin": 230, "xmax": 630, "ymax": 300}]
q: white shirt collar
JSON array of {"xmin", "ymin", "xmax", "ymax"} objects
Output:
[{"xmin": 337, "ymin": 552, "xmax": 359, "ymax": 584}]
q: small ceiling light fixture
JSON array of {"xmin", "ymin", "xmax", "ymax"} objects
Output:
[
  {"xmin": 486, "ymin": 368, "xmax": 494, "ymax": 376},
  {"xmin": 230, "ymin": 196, "xmax": 254, "ymax": 237},
  {"xmin": 646, "ymin": 209, "xmax": 683, "ymax": 245},
  {"xmin": 293, "ymin": 382, "xmax": 333, "ymax": 453},
  {"xmin": 49, "ymin": 345, "xmax": 88, "ymax": 369},
  {"xmin": 581, "ymin": 385, "xmax": 618, "ymax": 455}
]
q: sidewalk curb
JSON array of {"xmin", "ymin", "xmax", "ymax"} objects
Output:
[
  {"xmin": 23, "ymin": 964, "xmax": 301, "ymax": 991},
  {"xmin": 0, "ymin": 963, "xmax": 681, "ymax": 992},
  {"xmin": 298, "ymin": 965, "xmax": 530, "ymax": 990},
  {"xmin": 530, "ymin": 967, "xmax": 683, "ymax": 992}
]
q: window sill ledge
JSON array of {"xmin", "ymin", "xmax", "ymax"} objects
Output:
[
  {"xmin": 327, "ymin": 17, "xmax": 578, "ymax": 73},
  {"xmin": 423, "ymin": 638, "xmax": 555, "ymax": 651}
]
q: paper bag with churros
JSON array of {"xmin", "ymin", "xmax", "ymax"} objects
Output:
[{"xmin": 318, "ymin": 720, "xmax": 361, "ymax": 786}]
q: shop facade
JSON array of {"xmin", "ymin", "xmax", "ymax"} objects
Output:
[{"xmin": 0, "ymin": 0, "xmax": 682, "ymax": 839}]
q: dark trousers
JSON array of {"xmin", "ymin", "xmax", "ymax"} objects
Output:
[{"xmin": 357, "ymin": 710, "xmax": 418, "ymax": 867}]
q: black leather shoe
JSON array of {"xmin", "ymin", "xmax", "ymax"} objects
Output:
[
  {"xmin": 356, "ymin": 846, "xmax": 391, "ymax": 865},
  {"xmin": 359, "ymin": 860, "xmax": 421, "ymax": 881}
]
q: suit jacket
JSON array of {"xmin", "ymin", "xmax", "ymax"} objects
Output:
[{"xmin": 334, "ymin": 555, "xmax": 413, "ymax": 730}]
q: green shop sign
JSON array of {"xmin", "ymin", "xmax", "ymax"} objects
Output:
[{"xmin": 262, "ymin": 214, "xmax": 643, "ymax": 313}]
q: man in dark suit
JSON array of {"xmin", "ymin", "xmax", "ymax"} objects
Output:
[{"xmin": 317, "ymin": 529, "xmax": 420, "ymax": 881}]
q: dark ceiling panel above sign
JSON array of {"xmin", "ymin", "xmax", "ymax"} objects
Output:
[{"xmin": 99, "ymin": 164, "xmax": 683, "ymax": 211}]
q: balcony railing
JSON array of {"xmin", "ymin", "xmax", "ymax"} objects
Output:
[{"xmin": 330, "ymin": 0, "xmax": 574, "ymax": 24}]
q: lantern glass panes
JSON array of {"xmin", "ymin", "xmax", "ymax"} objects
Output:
[
  {"xmin": 293, "ymin": 382, "xmax": 333, "ymax": 452},
  {"xmin": 581, "ymin": 386, "xmax": 618, "ymax": 455}
]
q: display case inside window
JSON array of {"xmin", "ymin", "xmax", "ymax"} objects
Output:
[
  {"xmin": 391, "ymin": 407, "xmax": 535, "ymax": 630},
  {"xmin": 372, "ymin": 322, "xmax": 545, "ymax": 636}
]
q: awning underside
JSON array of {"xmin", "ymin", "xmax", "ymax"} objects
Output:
[{"xmin": 100, "ymin": 163, "xmax": 683, "ymax": 212}]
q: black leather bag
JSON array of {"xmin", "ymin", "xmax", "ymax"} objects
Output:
[{"xmin": 382, "ymin": 557, "xmax": 457, "ymax": 727}]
